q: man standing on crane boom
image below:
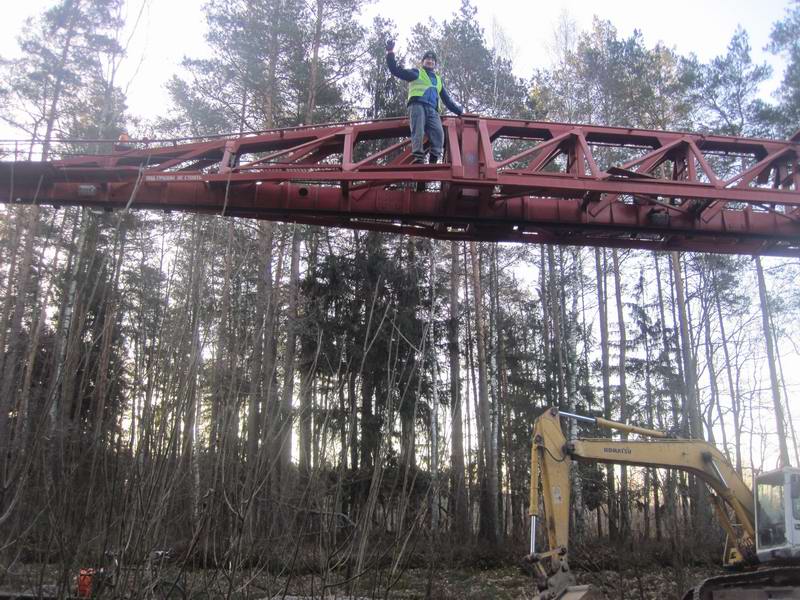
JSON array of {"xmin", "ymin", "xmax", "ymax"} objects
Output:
[{"xmin": 385, "ymin": 40, "xmax": 467, "ymax": 164}]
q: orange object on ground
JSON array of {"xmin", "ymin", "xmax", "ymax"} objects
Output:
[{"xmin": 77, "ymin": 568, "xmax": 95, "ymax": 598}]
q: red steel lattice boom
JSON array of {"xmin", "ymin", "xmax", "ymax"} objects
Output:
[{"xmin": 1, "ymin": 116, "xmax": 799, "ymax": 255}]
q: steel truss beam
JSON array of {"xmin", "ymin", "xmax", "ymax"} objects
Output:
[{"xmin": 1, "ymin": 116, "xmax": 799, "ymax": 255}]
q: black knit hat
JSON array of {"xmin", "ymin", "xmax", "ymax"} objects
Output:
[{"xmin": 422, "ymin": 50, "xmax": 437, "ymax": 63}]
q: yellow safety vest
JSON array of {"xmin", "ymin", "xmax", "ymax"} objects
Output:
[{"xmin": 407, "ymin": 68, "xmax": 444, "ymax": 113}]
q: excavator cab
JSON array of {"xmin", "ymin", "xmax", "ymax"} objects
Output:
[{"xmin": 755, "ymin": 467, "xmax": 800, "ymax": 562}]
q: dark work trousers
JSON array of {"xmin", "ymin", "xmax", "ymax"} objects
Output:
[{"xmin": 408, "ymin": 102, "xmax": 444, "ymax": 162}]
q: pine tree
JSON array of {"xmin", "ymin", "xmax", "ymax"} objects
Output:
[{"xmin": 766, "ymin": 1, "xmax": 800, "ymax": 136}]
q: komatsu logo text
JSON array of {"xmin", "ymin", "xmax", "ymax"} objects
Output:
[{"xmin": 603, "ymin": 447, "xmax": 632, "ymax": 455}]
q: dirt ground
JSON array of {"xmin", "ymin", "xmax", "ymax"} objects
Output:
[
  {"xmin": 341, "ymin": 565, "xmax": 720, "ymax": 599},
  {"xmin": 0, "ymin": 563, "xmax": 724, "ymax": 600}
]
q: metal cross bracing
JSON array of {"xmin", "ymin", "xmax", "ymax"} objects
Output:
[{"xmin": 1, "ymin": 116, "xmax": 799, "ymax": 256}]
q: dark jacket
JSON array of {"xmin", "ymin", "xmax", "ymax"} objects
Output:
[{"xmin": 386, "ymin": 52, "xmax": 463, "ymax": 115}]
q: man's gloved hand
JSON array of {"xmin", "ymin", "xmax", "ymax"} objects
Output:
[{"xmin": 385, "ymin": 39, "xmax": 395, "ymax": 52}]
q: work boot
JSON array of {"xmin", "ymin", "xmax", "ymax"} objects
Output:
[
  {"xmin": 411, "ymin": 156, "xmax": 426, "ymax": 191},
  {"xmin": 417, "ymin": 155, "xmax": 439, "ymax": 191}
]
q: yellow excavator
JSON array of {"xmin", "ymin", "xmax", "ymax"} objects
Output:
[{"xmin": 527, "ymin": 406, "xmax": 800, "ymax": 599}]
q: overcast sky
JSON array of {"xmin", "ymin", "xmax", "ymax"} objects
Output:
[{"xmin": 0, "ymin": 0, "xmax": 794, "ymax": 132}]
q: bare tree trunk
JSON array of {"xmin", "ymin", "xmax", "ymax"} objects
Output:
[
  {"xmin": 640, "ymin": 269, "xmax": 660, "ymax": 542},
  {"xmin": 773, "ymin": 327, "xmax": 800, "ymax": 468},
  {"xmin": 654, "ymin": 254, "xmax": 681, "ymax": 429},
  {"xmin": 245, "ymin": 223, "xmax": 264, "ymax": 469},
  {"xmin": 298, "ymin": 232, "xmax": 319, "ymax": 474},
  {"xmin": 461, "ymin": 243, "xmax": 476, "ymax": 531},
  {"xmin": 0, "ymin": 211, "xmax": 21, "ymax": 379},
  {"xmin": 490, "ymin": 244, "xmax": 510, "ymax": 537},
  {"xmin": 448, "ymin": 242, "xmax": 468, "ymax": 538},
  {"xmin": 715, "ymin": 290, "xmax": 742, "ymax": 474},
  {"xmin": 611, "ymin": 249, "xmax": 630, "ymax": 536},
  {"xmin": 259, "ymin": 221, "xmax": 278, "ymax": 441},
  {"xmin": 499, "ymin": 253, "xmax": 513, "ymax": 537},
  {"xmin": 208, "ymin": 221, "xmax": 229, "ymax": 454},
  {"xmin": 14, "ymin": 214, "xmax": 65, "ymax": 454},
  {"xmin": 429, "ymin": 241, "xmax": 440, "ymax": 532},
  {"xmin": 594, "ymin": 248, "xmax": 616, "ymax": 540},
  {"xmin": 182, "ymin": 219, "xmax": 206, "ymax": 522},
  {"xmin": 0, "ymin": 207, "xmax": 38, "ymax": 469},
  {"xmin": 654, "ymin": 253, "xmax": 679, "ymax": 538},
  {"xmin": 470, "ymin": 242, "xmax": 498, "ymax": 544},
  {"xmin": 565, "ymin": 249, "xmax": 584, "ymax": 538},
  {"xmin": 671, "ymin": 253, "xmax": 701, "ymax": 439},
  {"xmin": 51, "ymin": 210, "xmax": 89, "ymax": 436},
  {"xmin": 547, "ymin": 246, "xmax": 565, "ymax": 406},
  {"xmin": 279, "ymin": 225, "xmax": 302, "ymax": 484},
  {"xmin": 539, "ymin": 247, "xmax": 553, "ymax": 406},
  {"xmin": 264, "ymin": 225, "xmax": 287, "ymax": 494},
  {"xmin": 91, "ymin": 226, "xmax": 126, "ymax": 443},
  {"xmin": 705, "ymin": 315, "xmax": 729, "ymax": 460},
  {"xmin": 754, "ymin": 256, "xmax": 791, "ymax": 467},
  {"xmin": 670, "ymin": 252, "xmax": 706, "ymax": 530}
]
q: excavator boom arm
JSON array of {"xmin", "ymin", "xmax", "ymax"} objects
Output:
[{"xmin": 529, "ymin": 408, "xmax": 756, "ymax": 570}]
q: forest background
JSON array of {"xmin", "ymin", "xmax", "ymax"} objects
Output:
[{"xmin": 0, "ymin": 0, "xmax": 799, "ymax": 598}]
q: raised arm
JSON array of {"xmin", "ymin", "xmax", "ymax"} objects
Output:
[{"xmin": 385, "ymin": 40, "xmax": 418, "ymax": 82}]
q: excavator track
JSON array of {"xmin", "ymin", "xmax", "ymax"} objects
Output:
[{"xmin": 682, "ymin": 566, "xmax": 800, "ymax": 599}]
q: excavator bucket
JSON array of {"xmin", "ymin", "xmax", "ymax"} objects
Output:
[
  {"xmin": 534, "ymin": 580, "xmax": 604, "ymax": 600},
  {"xmin": 559, "ymin": 585, "xmax": 605, "ymax": 600}
]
